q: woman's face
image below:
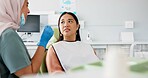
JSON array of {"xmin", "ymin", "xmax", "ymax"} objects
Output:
[
  {"xmin": 59, "ymin": 14, "xmax": 79, "ymax": 39},
  {"xmin": 20, "ymin": 0, "xmax": 30, "ymax": 20}
]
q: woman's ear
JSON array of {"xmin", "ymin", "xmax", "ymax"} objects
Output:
[{"xmin": 77, "ymin": 24, "xmax": 80, "ymax": 30}]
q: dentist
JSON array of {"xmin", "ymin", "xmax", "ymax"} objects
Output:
[{"xmin": 0, "ymin": 0, "xmax": 53, "ymax": 77}]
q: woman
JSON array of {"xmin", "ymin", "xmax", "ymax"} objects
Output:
[
  {"xmin": 46, "ymin": 12, "xmax": 99, "ymax": 74},
  {"xmin": 0, "ymin": 0, "xmax": 53, "ymax": 77}
]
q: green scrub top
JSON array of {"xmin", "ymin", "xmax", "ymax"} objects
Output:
[{"xmin": 0, "ymin": 28, "xmax": 31, "ymax": 78}]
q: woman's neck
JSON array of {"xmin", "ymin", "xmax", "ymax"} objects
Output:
[{"xmin": 64, "ymin": 35, "xmax": 76, "ymax": 42}]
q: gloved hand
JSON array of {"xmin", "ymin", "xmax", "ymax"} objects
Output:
[{"xmin": 38, "ymin": 25, "xmax": 54, "ymax": 48}]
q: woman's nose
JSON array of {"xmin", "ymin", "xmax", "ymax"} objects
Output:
[{"xmin": 64, "ymin": 22, "xmax": 69, "ymax": 27}]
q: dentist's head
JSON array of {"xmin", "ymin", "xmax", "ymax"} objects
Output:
[
  {"xmin": 20, "ymin": 0, "xmax": 30, "ymax": 27},
  {"xmin": 0, "ymin": 0, "xmax": 30, "ymax": 36}
]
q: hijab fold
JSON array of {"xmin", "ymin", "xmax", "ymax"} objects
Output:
[{"xmin": 0, "ymin": 0, "xmax": 25, "ymax": 36}]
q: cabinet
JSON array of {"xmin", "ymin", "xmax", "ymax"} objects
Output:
[
  {"xmin": 24, "ymin": 42, "xmax": 38, "ymax": 58},
  {"xmin": 24, "ymin": 41, "xmax": 148, "ymax": 59},
  {"xmin": 89, "ymin": 41, "xmax": 148, "ymax": 59}
]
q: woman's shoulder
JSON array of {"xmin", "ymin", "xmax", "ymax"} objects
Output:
[
  {"xmin": 0, "ymin": 28, "xmax": 22, "ymax": 45},
  {"xmin": 52, "ymin": 41, "xmax": 91, "ymax": 47},
  {"xmin": 76, "ymin": 41, "xmax": 90, "ymax": 45},
  {"xmin": 52, "ymin": 41, "xmax": 64, "ymax": 45},
  {"xmin": 1, "ymin": 28, "xmax": 20, "ymax": 42},
  {"xmin": 53, "ymin": 41, "xmax": 89, "ymax": 44},
  {"xmin": 2, "ymin": 28, "xmax": 16, "ymax": 36}
]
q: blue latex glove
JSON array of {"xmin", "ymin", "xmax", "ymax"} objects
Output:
[{"xmin": 38, "ymin": 25, "xmax": 54, "ymax": 48}]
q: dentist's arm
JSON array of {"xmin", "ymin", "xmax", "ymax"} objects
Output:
[{"xmin": 15, "ymin": 25, "xmax": 54, "ymax": 76}]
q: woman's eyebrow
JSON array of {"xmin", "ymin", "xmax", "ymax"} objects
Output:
[
  {"xmin": 60, "ymin": 19, "xmax": 73, "ymax": 21},
  {"xmin": 60, "ymin": 19, "xmax": 64, "ymax": 21},
  {"xmin": 68, "ymin": 19, "xmax": 74, "ymax": 21}
]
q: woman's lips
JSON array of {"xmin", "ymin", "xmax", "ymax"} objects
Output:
[{"xmin": 64, "ymin": 28, "xmax": 70, "ymax": 32}]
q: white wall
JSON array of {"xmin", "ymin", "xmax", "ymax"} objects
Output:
[
  {"xmin": 29, "ymin": 0, "xmax": 60, "ymax": 12},
  {"xmin": 28, "ymin": 0, "xmax": 148, "ymax": 42}
]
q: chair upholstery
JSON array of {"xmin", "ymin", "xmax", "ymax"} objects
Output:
[
  {"xmin": 38, "ymin": 27, "xmax": 59, "ymax": 73},
  {"xmin": 38, "ymin": 52, "xmax": 48, "ymax": 73}
]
